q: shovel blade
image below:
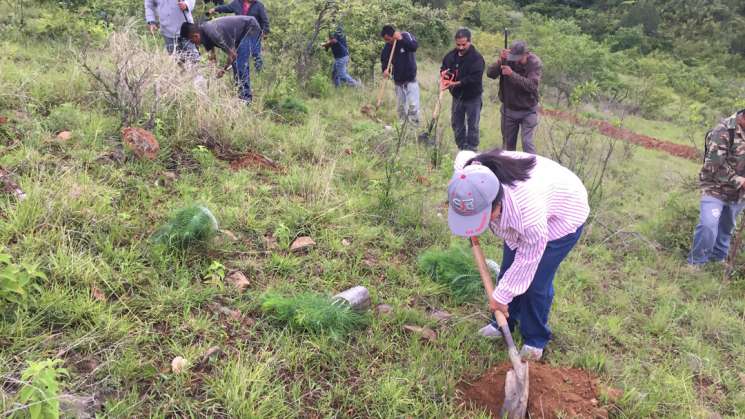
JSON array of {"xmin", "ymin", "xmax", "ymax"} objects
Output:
[{"xmin": 500, "ymin": 362, "xmax": 529, "ymax": 419}]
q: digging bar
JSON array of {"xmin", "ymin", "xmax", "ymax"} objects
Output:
[{"xmin": 470, "ymin": 236, "xmax": 529, "ymax": 419}]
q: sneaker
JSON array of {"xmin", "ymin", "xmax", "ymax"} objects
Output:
[
  {"xmin": 486, "ymin": 259, "xmax": 500, "ymax": 278},
  {"xmin": 478, "ymin": 323, "xmax": 502, "ymax": 339},
  {"xmin": 519, "ymin": 344, "xmax": 543, "ymax": 361}
]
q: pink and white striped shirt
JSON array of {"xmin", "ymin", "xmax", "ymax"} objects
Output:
[{"xmin": 489, "ymin": 151, "xmax": 589, "ymax": 305}]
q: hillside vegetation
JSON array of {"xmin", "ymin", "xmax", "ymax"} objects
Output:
[{"xmin": 2, "ymin": 0, "xmax": 745, "ymax": 418}]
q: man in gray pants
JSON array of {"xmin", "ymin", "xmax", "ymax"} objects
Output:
[{"xmin": 487, "ymin": 40, "xmax": 542, "ymax": 154}]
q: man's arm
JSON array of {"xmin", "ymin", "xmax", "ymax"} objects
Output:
[
  {"xmin": 212, "ymin": 0, "xmax": 234, "ymax": 14},
  {"xmin": 144, "ymin": 0, "xmax": 157, "ymax": 25},
  {"xmin": 322, "ymin": 37, "xmax": 337, "ymax": 49},
  {"xmin": 507, "ymin": 58, "xmax": 541, "ymax": 95},
  {"xmin": 486, "ymin": 59, "xmax": 502, "ymax": 79},
  {"xmin": 257, "ymin": 2, "xmax": 270, "ymax": 34},
  {"xmin": 397, "ymin": 32, "xmax": 417, "ymax": 51}
]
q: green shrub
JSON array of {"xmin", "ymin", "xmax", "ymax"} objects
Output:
[
  {"xmin": 264, "ymin": 96, "xmax": 309, "ymax": 125},
  {"xmin": 45, "ymin": 102, "xmax": 86, "ymax": 132},
  {"xmin": 647, "ymin": 192, "xmax": 697, "ymax": 254},
  {"xmin": 258, "ymin": 291, "xmax": 369, "ymax": 336},
  {"xmin": 418, "ymin": 243, "xmax": 483, "ymax": 302},
  {"xmin": 153, "ymin": 205, "xmax": 219, "ymax": 250},
  {"xmin": 12, "ymin": 359, "xmax": 68, "ymax": 419},
  {"xmin": 0, "ymin": 251, "xmax": 45, "ymax": 311},
  {"xmin": 306, "ymin": 72, "xmax": 332, "ymax": 98}
]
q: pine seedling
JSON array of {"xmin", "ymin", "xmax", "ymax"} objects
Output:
[
  {"xmin": 153, "ymin": 205, "xmax": 219, "ymax": 250},
  {"xmin": 418, "ymin": 243, "xmax": 483, "ymax": 302},
  {"xmin": 259, "ymin": 291, "xmax": 369, "ymax": 336}
]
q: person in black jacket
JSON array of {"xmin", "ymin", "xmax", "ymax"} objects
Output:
[
  {"xmin": 380, "ymin": 24, "xmax": 420, "ymax": 126},
  {"xmin": 208, "ymin": 0, "xmax": 269, "ymax": 72},
  {"xmin": 441, "ymin": 28, "xmax": 485, "ymax": 151}
]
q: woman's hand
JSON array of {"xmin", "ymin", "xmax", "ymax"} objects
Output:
[{"xmin": 489, "ymin": 298, "xmax": 509, "ymax": 319}]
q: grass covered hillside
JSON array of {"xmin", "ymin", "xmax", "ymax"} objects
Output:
[{"xmin": 2, "ymin": 0, "xmax": 745, "ymax": 418}]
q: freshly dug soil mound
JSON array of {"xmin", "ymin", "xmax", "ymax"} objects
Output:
[
  {"xmin": 229, "ymin": 152, "xmax": 282, "ymax": 172},
  {"xmin": 459, "ymin": 362, "xmax": 608, "ymax": 418},
  {"xmin": 121, "ymin": 127, "xmax": 159, "ymax": 160}
]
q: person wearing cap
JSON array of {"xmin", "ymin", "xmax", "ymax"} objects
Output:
[
  {"xmin": 323, "ymin": 26, "xmax": 361, "ymax": 88},
  {"xmin": 687, "ymin": 109, "xmax": 745, "ymax": 269},
  {"xmin": 448, "ymin": 149, "xmax": 589, "ymax": 360},
  {"xmin": 144, "ymin": 0, "xmax": 200, "ymax": 62},
  {"xmin": 440, "ymin": 28, "xmax": 485, "ymax": 151},
  {"xmin": 380, "ymin": 24, "xmax": 420, "ymax": 126},
  {"xmin": 486, "ymin": 41, "xmax": 543, "ymax": 154}
]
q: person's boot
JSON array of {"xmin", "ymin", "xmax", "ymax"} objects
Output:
[
  {"xmin": 519, "ymin": 344, "xmax": 543, "ymax": 361},
  {"xmin": 478, "ymin": 323, "xmax": 502, "ymax": 339}
]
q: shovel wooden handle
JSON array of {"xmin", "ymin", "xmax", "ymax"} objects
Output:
[
  {"xmin": 470, "ymin": 236, "xmax": 524, "ymax": 370},
  {"xmin": 376, "ymin": 39, "xmax": 397, "ymax": 108}
]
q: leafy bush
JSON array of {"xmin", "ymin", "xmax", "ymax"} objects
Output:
[
  {"xmin": 306, "ymin": 72, "xmax": 332, "ymax": 98},
  {"xmin": 153, "ymin": 205, "xmax": 219, "ymax": 250},
  {"xmin": 418, "ymin": 243, "xmax": 483, "ymax": 302},
  {"xmin": 258, "ymin": 291, "xmax": 369, "ymax": 336},
  {"xmin": 12, "ymin": 359, "xmax": 68, "ymax": 419},
  {"xmin": 646, "ymin": 192, "xmax": 697, "ymax": 254},
  {"xmin": 264, "ymin": 96, "xmax": 309, "ymax": 125},
  {"xmin": 0, "ymin": 251, "xmax": 45, "ymax": 311}
]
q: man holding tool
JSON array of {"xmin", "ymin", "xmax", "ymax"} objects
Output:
[
  {"xmin": 145, "ymin": 0, "xmax": 200, "ymax": 62},
  {"xmin": 380, "ymin": 25, "xmax": 420, "ymax": 126},
  {"xmin": 448, "ymin": 149, "xmax": 589, "ymax": 361},
  {"xmin": 487, "ymin": 37, "xmax": 542, "ymax": 154},
  {"xmin": 180, "ymin": 16, "xmax": 261, "ymax": 103},
  {"xmin": 323, "ymin": 25, "xmax": 361, "ymax": 88},
  {"xmin": 207, "ymin": 0, "xmax": 270, "ymax": 72},
  {"xmin": 440, "ymin": 28, "xmax": 485, "ymax": 151},
  {"xmin": 687, "ymin": 109, "xmax": 745, "ymax": 269}
]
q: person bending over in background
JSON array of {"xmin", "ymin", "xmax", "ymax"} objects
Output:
[
  {"xmin": 486, "ymin": 40, "xmax": 542, "ymax": 154},
  {"xmin": 323, "ymin": 26, "xmax": 361, "ymax": 88},
  {"xmin": 448, "ymin": 149, "xmax": 589, "ymax": 360},
  {"xmin": 687, "ymin": 109, "xmax": 745, "ymax": 270},
  {"xmin": 207, "ymin": 0, "xmax": 269, "ymax": 72},
  {"xmin": 144, "ymin": 0, "xmax": 200, "ymax": 62},
  {"xmin": 380, "ymin": 25, "xmax": 420, "ymax": 126},
  {"xmin": 181, "ymin": 16, "xmax": 261, "ymax": 103},
  {"xmin": 440, "ymin": 28, "xmax": 485, "ymax": 151}
]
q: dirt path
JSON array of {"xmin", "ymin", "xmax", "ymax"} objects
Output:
[{"xmin": 542, "ymin": 108, "xmax": 700, "ymax": 161}]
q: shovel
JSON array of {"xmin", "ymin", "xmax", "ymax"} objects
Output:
[
  {"xmin": 417, "ymin": 87, "xmax": 446, "ymax": 145},
  {"xmin": 361, "ymin": 39, "xmax": 397, "ymax": 117},
  {"xmin": 470, "ymin": 236, "xmax": 529, "ymax": 419}
]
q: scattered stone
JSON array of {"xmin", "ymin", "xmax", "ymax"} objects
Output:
[
  {"xmin": 343, "ymin": 148, "xmax": 353, "ymax": 155},
  {"xmin": 220, "ymin": 229, "xmax": 239, "ymax": 241},
  {"xmin": 171, "ymin": 356, "xmax": 188, "ymax": 373},
  {"xmin": 375, "ymin": 304, "xmax": 393, "ymax": 315},
  {"xmin": 163, "ymin": 171, "xmax": 177, "ymax": 181},
  {"xmin": 59, "ymin": 393, "xmax": 100, "ymax": 419},
  {"xmin": 600, "ymin": 384, "xmax": 624, "ymax": 403},
  {"xmin": 428, "ymin": 309, "xmax": 453, "ymax": 323},
  {"xmin": 403, "ymin": 325, "xmax": 437, "ymax": 342},
  {"xmin": 91, "ymin": 286, "xmax": 106, "ymax": 302},
  {"xmin": 208, "ymin": 302, "xmax": 243, "ymax": 321},
  {"xmin": 55, "ymin": 131, "xmax": 73, "ymax": 141},
  {"xmin": 384, "ymin": 125, "xmax": 393, "ymax": 132},
  {"xmin": 122, "ymin": 127, "xmax": 159, "ymax": 160},
  {"xmin": 341, "ymin": 238, "xmax": 351, "ymax": 247},
  {"xmin": 290, "ymin": 236, "xmax": 316, "ymax": 253},
  {"xmin": 226, "ymin": 270, "xmax": 250, "ymax": 292}
]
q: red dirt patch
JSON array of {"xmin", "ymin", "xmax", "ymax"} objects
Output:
[
  {"xmin": 542, "ymin": 108, "xmax": 699, "ymax": 161},
  {"xmin": 459, "ymin": 362, "xmax": 608, "ymax": 418},
  {"xmin": 121, "ymin": 127, "xmax": 159, "ymax": 160},
  {"xmin": 228, "ymin": 151, "xmax": 282, "ymax": 172}
]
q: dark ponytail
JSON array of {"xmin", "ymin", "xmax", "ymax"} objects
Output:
[{"xmin": 466, "ymin": 148, "xmax": 536, "ymax": 187}]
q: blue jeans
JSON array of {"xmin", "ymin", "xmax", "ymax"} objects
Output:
[
  {"xmin": 232, "ymin": 35, "xmax": 257, "ymax": 101},
  {"xmin": 332, "ymin": 55, "xmax": 360, "ymax": 87},
  {"xmin": 491, "ymin": 225, "xmax": 584, "ymax": 349},
  {"xmin": 687, "ymin": 195, "xmax": 745, "ymax": 265},
  {"xmin": 250, "ymin": 35, "xmax": 263, "ymax": 72}
]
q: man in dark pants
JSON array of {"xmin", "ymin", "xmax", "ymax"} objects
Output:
[
  {"xmin": 487, "ymin": 40, "xmax": 542, "ymax": 154},
  {"xmin": 441, "ymin": 28, "xmax": 485, "ymax": 151},
  {"xmin": 208, "ymin": 0, "xmax": 269, "ymax": 72},
  {"xmin": 181, "ymin": 16, "xmax": 261, "ymax": 102}
]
